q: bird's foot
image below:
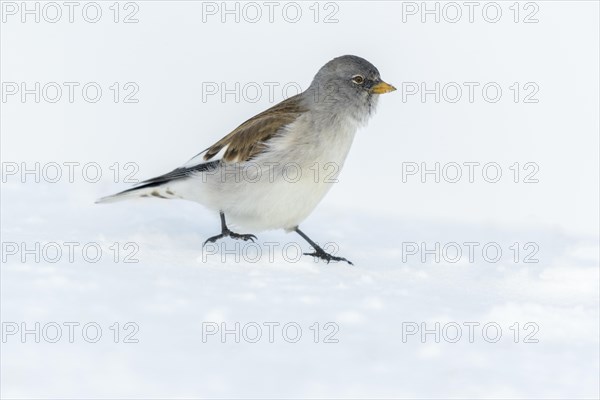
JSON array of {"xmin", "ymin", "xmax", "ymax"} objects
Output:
[
  {"xmin": 304, "ymin": 249, "xmax": 353, "ymax": 265},
  {"xmin": 203, "ymin": 230, "xmax": 257, "ymax": 247},
  {"xmin": 228, "ymin": 231, "xmax": 257, "ymax": 242}
]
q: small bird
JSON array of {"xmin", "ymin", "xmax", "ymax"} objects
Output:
[{"xmin": 97, "ymin": 55, "xmax": 396, "ymax": 264}]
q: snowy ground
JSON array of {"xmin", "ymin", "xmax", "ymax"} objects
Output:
[
  {"xmin": 2, "ymin": 182, "xmax": 599, "ymax": 398},
  {"xmin": 2, "ymin": 1, "xmax": 599, "ymax": 399}
]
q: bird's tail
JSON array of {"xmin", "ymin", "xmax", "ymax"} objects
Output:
[
  {"xmin": 95, "ymin": 182, "xmax": 180, "ymax": 204},
  {"xmin": 95, "ymin": 160, "xmax": 219, "ymax": 204}
]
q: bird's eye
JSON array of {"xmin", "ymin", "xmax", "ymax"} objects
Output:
[{"xmin": 352, "ymin": 75, "xmax": 365, "ymax": 85}]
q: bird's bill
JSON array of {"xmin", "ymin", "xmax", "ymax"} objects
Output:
[{"xmin": 370, "ymin": 81, "xmax": 397, "ymax": 94}]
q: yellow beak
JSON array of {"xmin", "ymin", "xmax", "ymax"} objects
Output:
[{"xmin": 370, "ymin": 81, "xmax": 397, "ymax": 94}]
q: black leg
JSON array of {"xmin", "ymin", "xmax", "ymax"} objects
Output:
[
  {"xmin": 294, "ymin": 227, "xmax": 353, "ymax": 265},
  {"xmin": 203, "ymin": 211, "xmax": 257, "ymax": 247}
]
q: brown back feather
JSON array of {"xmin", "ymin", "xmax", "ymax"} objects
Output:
[{"xmin": 203, "ymin": 94, "xmax": 307, "ymax": 163}]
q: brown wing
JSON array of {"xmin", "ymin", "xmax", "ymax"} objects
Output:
[{"xmin": 203, "ymin": 94, "xmax": 307, "ymax": 163}]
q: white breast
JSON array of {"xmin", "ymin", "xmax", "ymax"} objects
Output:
[{"xmin": 192, "ymin": 114, "xmax": 360, "ymax": 231}]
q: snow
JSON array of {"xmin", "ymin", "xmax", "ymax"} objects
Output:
[{"xmin": 1, "ymin": 1, "xmax": 599, "ymax": 398}]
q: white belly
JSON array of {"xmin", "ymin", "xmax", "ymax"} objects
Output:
[{"xmin": 181, "ymin": 118, "xmax": 359, "ymax": 231}]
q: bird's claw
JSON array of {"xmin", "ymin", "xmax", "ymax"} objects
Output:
[
  {"xmin": 229, "ymin": 232, "xmax": 257, "ymax": 242},
  {"xmin": 203, "ymin": 234, "xmax": 225, "ymax": 247},
  {"xmin": 203, "ymin": 231, "xmax": 257, "ymax": 247},
  {"xmin": 303, "ymin": 251, "xmax": 353, "ymax": 266}
]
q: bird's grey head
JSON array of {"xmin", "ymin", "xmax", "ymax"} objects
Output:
[{"xmin": 304, "ymin": 55, "xmax": 396, "ymax": 123}]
